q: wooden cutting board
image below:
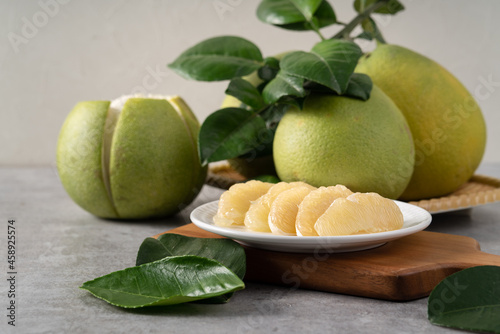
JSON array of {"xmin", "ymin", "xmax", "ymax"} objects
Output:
[{"xmin": 158, "ymin": 223, "xmax": 500, "ymax": 301}]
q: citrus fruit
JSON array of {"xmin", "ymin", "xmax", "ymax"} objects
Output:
[
  {"xmin": 356, "ymin": 44, "xmax": 487, "ymax": 200},
  {"xmin": 244, "ymin": 181, "xmax": 314, "ymax": 232},
  {"xmin": 268, "ymin": 186, "xmax": 315, "ymax": 235},
  {"xmin": 56, "ymin": 94, "xmax": 206, "ymax": 219},
  {"xmin": 314, "ymin": 192, "xmax": 403, "ymax": 236},
  {"xmin": 213, "ymin": 180, "xmax": 273, "ymax": 227},
  {"xmin": 273, "ymin": 85, "xmax": 415, "ymax": 199},
  {"xmin": 296, "ymin": 185, "xmax": 353, "ymax": 236}
]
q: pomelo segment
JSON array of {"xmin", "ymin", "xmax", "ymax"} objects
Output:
[
  {"xmin": 213, "ymin": 180, "xmax": 273, "ymax": 227},
  {"xmin": 244, "ymin": 182, "xmax": 314, "ymax": 232},
  {"xmin": 314, "ymin": 192, "xmax": 404, "ymax": 236},
  {"xmin": 296, "ymin": 185, "xmax": 353, "ymax": 236},
  {"xmin": 268, "ymin": 186, "xmax": 315, "ymax": 235}
]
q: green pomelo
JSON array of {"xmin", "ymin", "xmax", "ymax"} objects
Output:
[
  {"xmin": 57, "ymin": 95, "xmax": 207, "ymax": 219},
  {"xmin": 356, "ymin": 44, "xmax": 487, "ymax": 200},
  {"xmin": 273, "ymin": 85, "xmax": 415, "ymax": 199}
]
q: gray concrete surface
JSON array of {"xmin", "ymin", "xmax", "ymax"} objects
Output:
[{"xmin": 1, "ymin": 164, "xmax": 499, "ymax": 334}]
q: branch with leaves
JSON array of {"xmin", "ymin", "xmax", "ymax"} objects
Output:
[{"xmin": 168, "ymin": 0, "xmax": 404, "ymax": 166}]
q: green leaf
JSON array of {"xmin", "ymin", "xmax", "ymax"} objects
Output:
[
  {"xmin": 354, "ymin": 0, "xmax": 404, "ymax": 15},
  {"xmin": 258, "ymin": 57, "xmax": 280, "ymax": 82},
  {"xmin": 225, "ymin": 78, "xmax": 266, "ymax": 110},
  {"xmin": 257, "ymin": 0, "xmax": 336, "ymax": 31},
  {"xmin": 136, "ymin": 234, "xmax": 246, "ymax": 304},
  {"xmin": 136, "ymin": 234, "xmax": 246, "ymax": 279},
  {"xmin": 262, "ymin": 72, "xmax": 305, "ymax": 104},
  {"xmin": 168, "ymin": 36, "xmax": 263, "ymax": 81},
  {"xmin": 80, "ymin": 256, "xmax": 245, "ymax": 308},
  {"xmin": 357, "ymin": 17, "xmax": 386, "ymax": 43},
  {"xmin": 198, "ymin": 108, "xmax": 269, "ymax": 165},
  {"xmin": 428, "ymin": 265, "xmax": 500, "ymax": 333},
  {"xmin": 280, "ymin": 39, "xmax": 362, "ymax": 94},
  {"xmin": 344, "ymin": 73, "xmax": 373, "ymax": 101}
]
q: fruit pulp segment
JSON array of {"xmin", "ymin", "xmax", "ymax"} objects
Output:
[{"xmin": 213, "ymin": 180, "xmax": 273, "ymax": 226}]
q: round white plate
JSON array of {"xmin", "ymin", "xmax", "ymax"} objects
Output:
[{"xmin": 190, "ymin": 200, "xmax": 432, "ymax": 253}]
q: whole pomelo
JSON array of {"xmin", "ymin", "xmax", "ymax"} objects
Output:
[
  {"xmin": 356, "ymin": 44, "xmax": 487, "ymax": 200},
  {"xmin": 273, "ymin": 85, "xmax": 415, "ymax": 199},
  {"xmin": 56, "ymin": 95, "xmax": 207, "ymax": 219}
]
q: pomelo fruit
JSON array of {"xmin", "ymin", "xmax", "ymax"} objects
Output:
[
  {"xmin": 314, "ymin": 192, "xmax": 403, "ymax": 236},
  {"xmin": 213, "ymin": 180, "xmax": 273, "ymax": 227},
  {"xmin": 244, "ymin": 181, "xmax": 314, "ymax": 232},
  {"xmin": 356, "ymin": 44, "xmax": 487, "ymax": 200},
  {"xmin": 56, "ymin": 94, "xmax": 207, "ymax": 219},
  {"xmin": 268, "ymin": 185, "xmax": 314, "ymax": 235},
  {"xmin": 296, "ymin": 185, "xmax": 353, "ymax": 236},
  {"xmin": 273, "ymin": 85, "xmax": 415, "ymax": 199}
]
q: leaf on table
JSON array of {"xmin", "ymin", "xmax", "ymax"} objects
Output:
[
  {"xmin": 428, "ymin": 265, "xmax": 500, "ymax": 333},
  {"xmin": 136, "ymin": 234, "xmax": 246, "ymax": 279},
  {"xmin": 198, "ymin": 107, "xmax": 269, "ymax": 165},
  {"xmin": 279, "ymin": 40, "xmax": 362, "ymax": 95},
  {"xmin": 225, "ymin": 78, "xmax": 266, "ymax": 110},
  {"xmin": 168, "ymin": 36, "xmax": 263, "ymax": 81},
  {"xmin": 80, "ymin": 256, "xmax": 245, "ymax": 308},
  {"xmin": 353, "ymin": 0, "xmax": 404, "ymax": 15},
  {"xmin": 136, "ymin": 234, "xmax": 246, "ymax": 304},
  {"xmin": 257, "ymin": 0, "xmax": 336, "ymax": 31}
]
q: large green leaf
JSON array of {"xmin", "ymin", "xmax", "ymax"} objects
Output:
[
  {"xmin": 280, "ymin": 39, "xmax": 362, "ymax": 94},
  {"xmin": 354, "ymin": 0, "xmax": 404, "ymax": 15},
  {"xmin": 262, "ymin": 72, "xmax": 305, "ymax": 104},
  {"xmin": 428, "ymin": 265, "xmax": 500, "ymax": 333},
  {"xmin": 257, "ymin": 0, "xmax": 335, "ymax": 31},
  {"xmin": 136, "ymin": 234, "xmax": 246, "ymax": 279},
  {"xmin": 168, "ymin": 36, "xmax": 263, "ymax": 81},
  {"xmin": 80, "ymin": 256, "xmax": 245, "ymax": 308},
  {"xmin": 136, "ymin": 234, "xmax": 246, "ymax": 304},
  {"xmin": 225, "ymin": 78, "xmax": 266, "ymax": 110},
  {"xmin": 198, "ymin": 108, "xmax": 269, "ymax": 165}
]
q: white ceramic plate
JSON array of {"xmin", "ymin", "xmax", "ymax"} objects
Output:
[{"xmin": 190, "ymin": 200, "xmax": 432, "ymax": 253}]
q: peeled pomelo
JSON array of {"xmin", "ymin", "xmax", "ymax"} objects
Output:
[
  {"xmin": 296, "ymin": 185, "xmax": 353, "ymax": 236},
  {"xmin": 268, "ymin": 186, "xmax": 315, "ymax": 235},
  {"xmin": 244, "ymin": 181, "xmax": 314, "ymax": 232},
  {"xmin": 356, "ymin": 44, "xmax": 487, "ymax": 200},
  {"xmin": 273, "ymin": 85, "xmax": 415, "ymax": 199},
  {"xmin": 56, "ymin": 94, "xmax": 206, "ymax": 219},
  {"xmin": 314, "ymin": 192, "xmax": 404, "ymax": 236},
  {"xmin": 213, "ymin": 180, "xmax": 273, "ymax": 227}
]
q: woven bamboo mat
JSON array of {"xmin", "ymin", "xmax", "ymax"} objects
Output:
[{"xmin": 206, "ymin": 162, "xmax": 500, "ymax": 214}]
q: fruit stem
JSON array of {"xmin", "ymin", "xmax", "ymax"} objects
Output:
[{"xmin": 330, "ymin": 0, "xmax": 389, "ymax": 40}]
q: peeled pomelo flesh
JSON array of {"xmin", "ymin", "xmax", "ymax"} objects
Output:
[
  {"xmin": 213, "ymin": 180, "xmax": 273, "ymax": 227},
  {"xmin": 296, "ymin": 185, "xmax": 353, "ymax": 236},
  {"xmin": 314, "ymin": 192, "xmax": 404, "ymax": 236},
  {"xmin": 268, "ymin": 186, "xmax": 315, "ymax": 235},
  {"xmin": 244, "ymin": 181, "xmax": 314, "ymax": 232}
]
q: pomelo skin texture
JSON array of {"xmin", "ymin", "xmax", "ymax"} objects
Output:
[
  {"xmin": 273, "ymin": 85, "xmax": 415, "ymax": 199},
  {"xmin": 56, "ymin": 95, "xmax": 207, "ymax": 220},
  {"xmin": 356, "ymin": 44, "xmax": 487, "ymax": 200}
]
